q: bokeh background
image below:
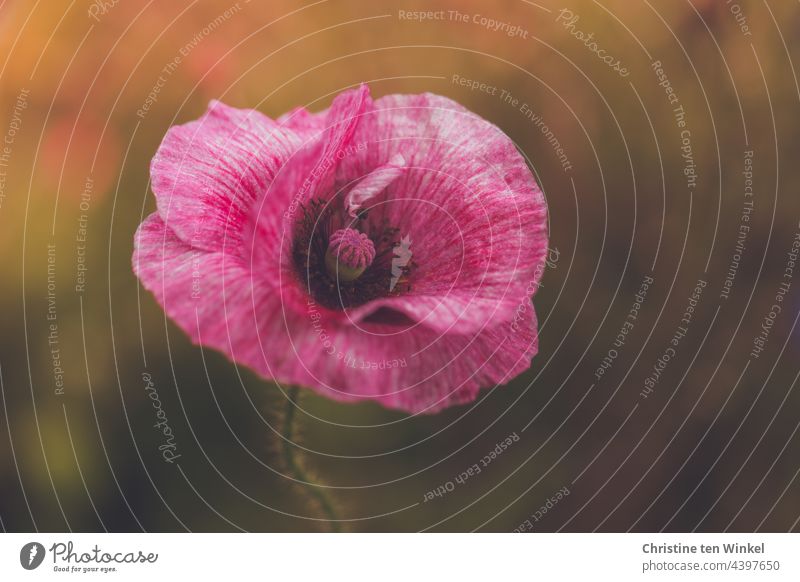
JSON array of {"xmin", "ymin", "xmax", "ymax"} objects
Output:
[{"xmin": 1, "ymin": 0, "xmax": 799, "ymax": 532}]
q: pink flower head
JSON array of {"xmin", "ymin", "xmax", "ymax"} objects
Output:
[{"xmin": 133, "ymin": 84, "xmax": 548, "ymax": 414}]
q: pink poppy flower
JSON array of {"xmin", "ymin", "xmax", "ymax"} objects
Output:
[{"xmin": 133, "ymin": 84, "xmax": 548, "ymax": 414}]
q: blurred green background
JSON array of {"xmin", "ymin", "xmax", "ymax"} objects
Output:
[{"xmin": 1, "ymin": 0, "xmax": 799, "ymax": 532}]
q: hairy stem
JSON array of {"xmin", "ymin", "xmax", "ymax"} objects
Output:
[{"xmin": 281, "ymin": 386, "xmax": 342, "ymax": 532}]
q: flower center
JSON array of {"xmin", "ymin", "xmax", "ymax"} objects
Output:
[{"xmin": 324, "ymin": 228, "xmax": 376, "ymax": 282}]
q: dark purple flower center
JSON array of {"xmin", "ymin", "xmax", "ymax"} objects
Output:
[{"xmin": 291, "ymin": 198, "xmax": 412, "ymax": 310}]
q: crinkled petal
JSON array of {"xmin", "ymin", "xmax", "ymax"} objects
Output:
[
  {"xmin": 273, "ymin": 294, "xmax": 539, "ymax": 414},
  {"xmin": 151, "ymin": 100, "xmax": 301, "ymax": 254},
  {"xmin": 334, "ymin": 92, "xmax": 548, "ymax": 334},
  {"xmin": 134, "ymin": 213, "xmax": 303, "ymax": 374},
  {"xmin": 345, "ymin": 294, "xmax": 521, "ymax": 334},
  {"xmin": 300, "ymin": 84, "xmax": 370, "ymax": 202},
  {"xmin": 245, "ymin": 85, "xmax": 371, "ymax": 283},
  {"xmin": 134, "ymin": 212, "xmax": 262, "ymax": 348}
]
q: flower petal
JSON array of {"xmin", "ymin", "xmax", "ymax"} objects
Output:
[
  {"xmin": 245, "ymin": 85, "xmax": 371, "ymax": 281},
  {"xmin": 133, "ymin": 212, "xmax": 259, "ymax": 345},
  {"xmin": 150, "ymin": 100, "xmax": 301, "ymax": 254},
  {"xmin": 134, "ymin": 213, "xmax": 303, "ymax": 376},
  {"xmin": 275, "ymin": 295, "xmax": 539, "ymax": 414},
  {"xmin": 336, "ymin": 92, "xmax": 548, "ymax": 333},
  {"xmin": 297, "ymin": 83, "xmax": 371, "ymax": 202}
]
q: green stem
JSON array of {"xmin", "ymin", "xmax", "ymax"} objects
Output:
[{"xmin": 281, "ymin": 386, "xmax": 342, "ymax": 532}]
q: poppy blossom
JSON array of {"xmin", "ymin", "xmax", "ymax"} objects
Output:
[{"xmin": 133, "ymin": 84, "xmax": 548, "ymax": 413}]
